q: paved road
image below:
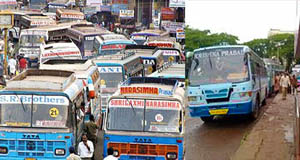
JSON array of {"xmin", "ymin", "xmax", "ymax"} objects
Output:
[{"xmin": 185, "ymin": 97, "xmax": 274, "ymax": 160}]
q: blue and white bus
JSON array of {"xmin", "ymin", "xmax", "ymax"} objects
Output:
[
  {"xmin": 263, "ymin": 58, "xmax": 284, "ymax": 95},
  {"xmin": 94, "ymin": 33, "xmax": 136, "ymax": 56},
  {"xmin": 92, "ymin": 52, "xmax": 144, "ymax": 112},
  {"xmin": 149, "ymin": 62, "xmax": 185, "ymax": 88},
  {"xmin": 187, "ymin": 45, "xmax": 268, "ymax": 122},
  {"xmin": 0, "ymin": 69, "xmax": 87, "ymax": 159},
  {"xmin": 104, "ymin": 77, "xmax": 185, "ymax": 159}
]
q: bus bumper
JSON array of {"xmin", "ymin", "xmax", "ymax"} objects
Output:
[
  {"xmin": 189, "ymin": 101, "xmax": 252, "ymax": 117},
  {"xmin": 0, "ymin": 157, "xmax": 67, "ymax": 160}
]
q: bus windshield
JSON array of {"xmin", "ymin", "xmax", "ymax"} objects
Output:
[
  {"xmin": 20, "ymin": 35, "xmax": 44, "ymax": 47},
  {"xmin": 0, "ymin": 95, "xmax": 69, "ymax": 128},
  {"xmin": 98, "ymin": 66, "xmax": 124, "ymax": 90},
  {"xmin": 189, "ymin": 49, "xmax": 249, "ymax": 85},
  {"xmin": 100, "ymin": 44, "xmax": 127, "ymax": 55},
  {"xmin": 107, "ymin": 99, "xmax": 181, "ymax": 133}
]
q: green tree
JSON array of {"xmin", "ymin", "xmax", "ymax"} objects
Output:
[{"xmin": 185, "ymin": 26, "xmax": 239, "ymax": 52}]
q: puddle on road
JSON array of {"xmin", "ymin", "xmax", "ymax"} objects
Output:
[{"xmin": 282, "ymin": 124, "xmax": 294, "ymax": 143}]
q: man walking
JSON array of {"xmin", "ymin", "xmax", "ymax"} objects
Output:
[
  {"xmin": 78, "ymin": 134, "xmax": 94, "ymax": 160},
  {"xmin": 67, "ymin": 146, "xmax": 81, "ymax": 160},
  {"xmin": 83, "ymin": 115, "xmax": 99, "ymax": 147},
  {"xmin": 280, "ymin": 73, "xmax": 291, "ymax": 100}
]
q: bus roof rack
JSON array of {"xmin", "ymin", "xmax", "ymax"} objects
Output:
[{"xmin": 6, "ymin": 69, "xmax": 76, "ymax": 91}]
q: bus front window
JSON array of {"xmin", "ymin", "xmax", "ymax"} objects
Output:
[
  {"xmin": 32, "ymin": 104, "xmax": 68, "ymax": 128},
  {"xmin": 99, "ymin": 66, "xmax": 124, "ymax": 90},
  {"xmin": 0, "ymin": 104, "xmax": 31, "ymax": 127},
  {"xmin": 145, "ymin": 109, "xmax": 180, "ymax": 133},
  {"xmin": 107, "ymin": 99, "xmax": 144, "ymax": 131},
  {"xmin": 0, "ymin": 95, "xmax": 69, "ymax": 128},
  {"xmin": 189, "ymin": 50, "xmax": 249, "ymax": 85},
  {"xmin": 20, "ymin": 35, "xmax": 44, "ymax": 47}
]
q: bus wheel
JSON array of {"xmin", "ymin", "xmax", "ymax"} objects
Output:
[
  {"xmin": 250, "ymin": 98, "xmax": 260, "ymax": 120},
  {"xmin": 200, "ymin": 116, "xmax": 214, "ymax": 123}
]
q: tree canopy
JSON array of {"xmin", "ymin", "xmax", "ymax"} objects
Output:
[{"xmin": 185, "ymin": 26, "xmax": 295, "ymax": 70}]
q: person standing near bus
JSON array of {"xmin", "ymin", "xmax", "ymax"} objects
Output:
[
  {"xmin": 83, "ymin": 115, "xmax": 99, "ymax": 147},
  {"xmin": 280, "ymin": 73, "xmax": 291, "ymax": 100},
  {"xmin": 104, "ymin": 147, "xmax": 118, "ymax": 160},
  {"xmin": 78, "ymin": 134, "xmax": 94, "ymax": 160},
  {"xmin": 19, "ymin": 56, "xmax": 27, "ymax": 72},
  {"xmin": 291, "ymin": 75, "xmax": 298, "ymax": 94},
  {"xmin": 67, "ymin": 146, "xmax": 81, "ymax": 160}
]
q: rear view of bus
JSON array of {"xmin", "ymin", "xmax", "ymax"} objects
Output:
[
  {"xmin": 187, "ymin": 45, "xmax": 268, "ymax": 122},
  {"xmin": 104, "ymin": 77, "xmax": 185, "ymax": 160}
]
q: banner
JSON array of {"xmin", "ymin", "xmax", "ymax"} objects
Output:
[
  {"xmin": 161, "ymin": 8, "xmax": 175, "ymax": 20},
  {"xmin": 120, "ymin": 10, "xmax": 134, "ymax": 18},
  {"xmin": 169, "ymin": 0, "xmax": 185, "ymax": 8},
  {"xmin": 161, "ymin": 21, "xmax": 185, "ymax": 33}
]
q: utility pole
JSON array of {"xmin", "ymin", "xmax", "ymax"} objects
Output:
[{"xmin": 3, "ymin": 29, "xmax": 7, "ymax": 76}]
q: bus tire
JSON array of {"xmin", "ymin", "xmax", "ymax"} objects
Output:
[
  {"xmin": 250, "ymin": 97, "xmax": 260, "ymax": 120},
  {"xmin": 201, "ymin": 116, "xmax": 214, "ymax": 123}
]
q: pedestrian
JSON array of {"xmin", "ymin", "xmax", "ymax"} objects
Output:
[
  {"xmin": 288, "ymin": 74, "xmax": 292, "ymax": 94},
  {"xmin": 104, "ymin": 147, "xmax": 118, "ymax": 160},
  {"xmin": 78, "ymin": 134, "xmax": 94, "ymax": 160},
  {"xmin": 291, "ymin": 75, "xmax": 298, "ymax": 94},
  {"xmin": 280, "ymin": 73, "xmax": 291, "ymax": 100},
  {"xmin": 274, "ymin": 73, "xmax": 280, "ymax": 94},
  {"xmin": 8, "ymin": 56, "xmax": 16, "ymax": 78},
  {"xmin": 83, "ymin": 115, "xmax": 99, "ymax": 147},
  {"xmin": 67, "ymin": 146, "xmax": 81, "ymax": 160},
  {"xmin": 19, "ymin": 56, "xmax": 27, "ymax": 73}
]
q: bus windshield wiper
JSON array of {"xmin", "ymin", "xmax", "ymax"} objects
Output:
[
  {"xmin": 13, "ymin": 92, "xmax": 26, "ymax": 112},
  {"xmin": 208, "ymin": 54, "xmax": 213, "ymax": 69},
  {"xmin": 124, "ymin": 96, "xmax": 136, "ymax": 116}
]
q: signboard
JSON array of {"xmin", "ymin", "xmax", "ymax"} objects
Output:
[
  {"xmin": 0, "ymin": 13, "xmax": 13, "ymax": 28},
  {"xmin": 161, "ymin": 50, "xmax": 180, "ymax": 56},
  {"xmin": 98, "ymin": 66, "xmax": 123, "ymax": 73},
  {"xmin": 161, "ymin": 21, "xmax": 185, "ymax": 33},
  {"xmin": 120, "ymin": 10, "xmax": 134, "ymax": 18},
  {"xmin": 86, "ymin": 0, "xmax": 101, "ymax": 6},
  {"xmin": 112, "ymin": 4, "xmax": 128, "ymax": 15},
  {"xmin": 194, "ymin": 48, "xmax": 244, "ymax": 59},
  {"xmin": 0, "ymin": 95, "xmax": 69, "ymax": 105},
  {"xmin": 109, "ymin": 99, "xmax": 180, "ymax": 110},
  {"xmin": 146, "ymin": 100, "xmax": 180, "ymax": 109},
  {"xmin": 0, "ymin": 0, "xmax": 17, "ymax": 5},
  {"xmin": 109, "ymin": 99, "xmax": 144, "ymax": 108},
  {"xmin": 161, "ymin": 8, "xmax": 175, "ymax": 20},
  {"xmin": 60, "ymin": 13, "xmax": 84, "ymax": 19},
  {"xmin": 42, "ymin": 50, "xmax": 80, "ymax": 58},
  {"xmin": 120, "ymin": 86, "xmax": 172, "ymax": 96},
  {"xmin": 31, "ymin": 19, "xmax": 56, "ymax": 26},
  {"xmin": 101, "ymin": 44, "xmax": 126, "ymax": 50},
  {"xmin": 169, "ymin": 0, "xmax": 185, "ymax": 8},
  {"xmin": 99, "ymin": 5, "xmax": 111, "ymax": 12},
  {"xmin": 176, "ymin": 28, "xmax": 185, "ymax": 39},
  {"xmin": 148, "ymin": 42, "xmax": 173, "ymax": 48}
]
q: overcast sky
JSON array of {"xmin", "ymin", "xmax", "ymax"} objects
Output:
[{"xmin": 186, "ymin": 0, "xmax": 298, "ymax": 43}]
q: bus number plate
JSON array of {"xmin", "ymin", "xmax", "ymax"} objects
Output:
[{"xmin": 209, "ymin": 109, "xmax": 229, "ymax": 115}]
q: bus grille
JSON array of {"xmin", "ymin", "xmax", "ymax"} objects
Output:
[
  {"xmin": 204, "ymin": 88, "xmax": 233, "ymax": 104},
  {"xmin": 108, "ymin": 143, "xmax": 178, "ymax": 157},
  {"xmin": 0, "ymin": 139, "xmax": 66, "ymax": 157}
]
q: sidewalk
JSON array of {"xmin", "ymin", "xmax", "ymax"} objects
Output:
[{"xmin": 231, "ymin": 94, "xmax": 295, "ymax": 160}]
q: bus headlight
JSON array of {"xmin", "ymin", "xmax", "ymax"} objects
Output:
[
  {"xmin": 0, "ymin": 147, "xmax": 7, "ymax": 154},
  {"xmin": 166, "ymin": 152, "xmax": 177, "ymax": 160},
  {"xmin": 55, "ymin": 148, "xmax": 65, "ymax": 155},
  {"xmin": 188, "ymin": 96, "xmax": 197, "ymax": 102},
  {"xmin": 113, "ymin": 150, "xmax": 119, "ymax": 157},
  {"xmin": 239, "ymin": 91, "xmax": 252, "ymax": 97}
]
